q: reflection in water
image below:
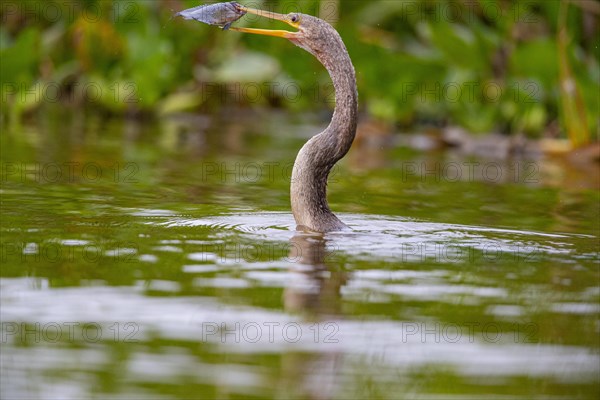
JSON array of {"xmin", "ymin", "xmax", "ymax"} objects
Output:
[
  {"xmin": 285, "ymin": 233, "xmax": 347, "ymax": 316},
  {"xmin": 281, "ymin": 233, "xmax": 348, "ymax": 400}
]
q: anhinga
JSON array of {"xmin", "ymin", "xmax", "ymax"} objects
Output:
[{"xmin": 181, "ymin": 3, "xmax": 358, "ymax": 232}]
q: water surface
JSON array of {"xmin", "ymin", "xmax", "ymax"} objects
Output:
[{"xmin": 1, "ymin": 108, "xmax": 599, "ymax": 399}]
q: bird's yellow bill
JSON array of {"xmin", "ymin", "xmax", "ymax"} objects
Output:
[{"xmin": 229, "ymin": 5, "xmax": 299, "ymax": 38}]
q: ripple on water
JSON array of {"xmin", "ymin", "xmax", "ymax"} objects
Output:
[{"xmin": 142, "ymin": 210, "xmax": 586, "ymax": 263}]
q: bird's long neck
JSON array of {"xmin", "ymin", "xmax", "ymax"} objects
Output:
[
  {"xmin": 290, "ymin": 38, "xmax": 357, "ymax": 232},
  {"xmin": 322, "ymin": 49, "xmax": 358, "ymax": 161}
]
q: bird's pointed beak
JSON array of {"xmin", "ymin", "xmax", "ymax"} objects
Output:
[{"xmin": 229, "ymin": 4, "xmax": 299, "ymax": 39}]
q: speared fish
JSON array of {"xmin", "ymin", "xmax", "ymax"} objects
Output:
[{"xmin": 176, "ymin": 2, "xmax": 246, "ymax": 30}]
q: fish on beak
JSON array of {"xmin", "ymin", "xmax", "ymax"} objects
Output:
[{"xmin": 176, "ymin": 2, "xmax": 301, "ymax": 38}]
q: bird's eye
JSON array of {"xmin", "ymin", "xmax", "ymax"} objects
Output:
[{"xmin": 290, "ymin": 14, "xmax": 299, "ymax": 23}]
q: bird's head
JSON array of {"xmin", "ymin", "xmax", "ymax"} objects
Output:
[{"xmin": 230, "ymin": 4, "xmax": 342, "ymax": 61}]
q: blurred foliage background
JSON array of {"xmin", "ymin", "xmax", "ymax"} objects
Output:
[{"xmin": 1, "ymin": 0, "xmax": 598, "ymax": 145}]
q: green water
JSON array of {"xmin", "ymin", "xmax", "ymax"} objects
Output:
[{"xmin": 1, "ymin": 108, "xmax": 599, "ymax": 399}]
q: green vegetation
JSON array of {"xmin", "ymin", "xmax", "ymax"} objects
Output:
[{"xmin": 1, "ymin": 0, "xmax": 598, "ymax": 144}]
